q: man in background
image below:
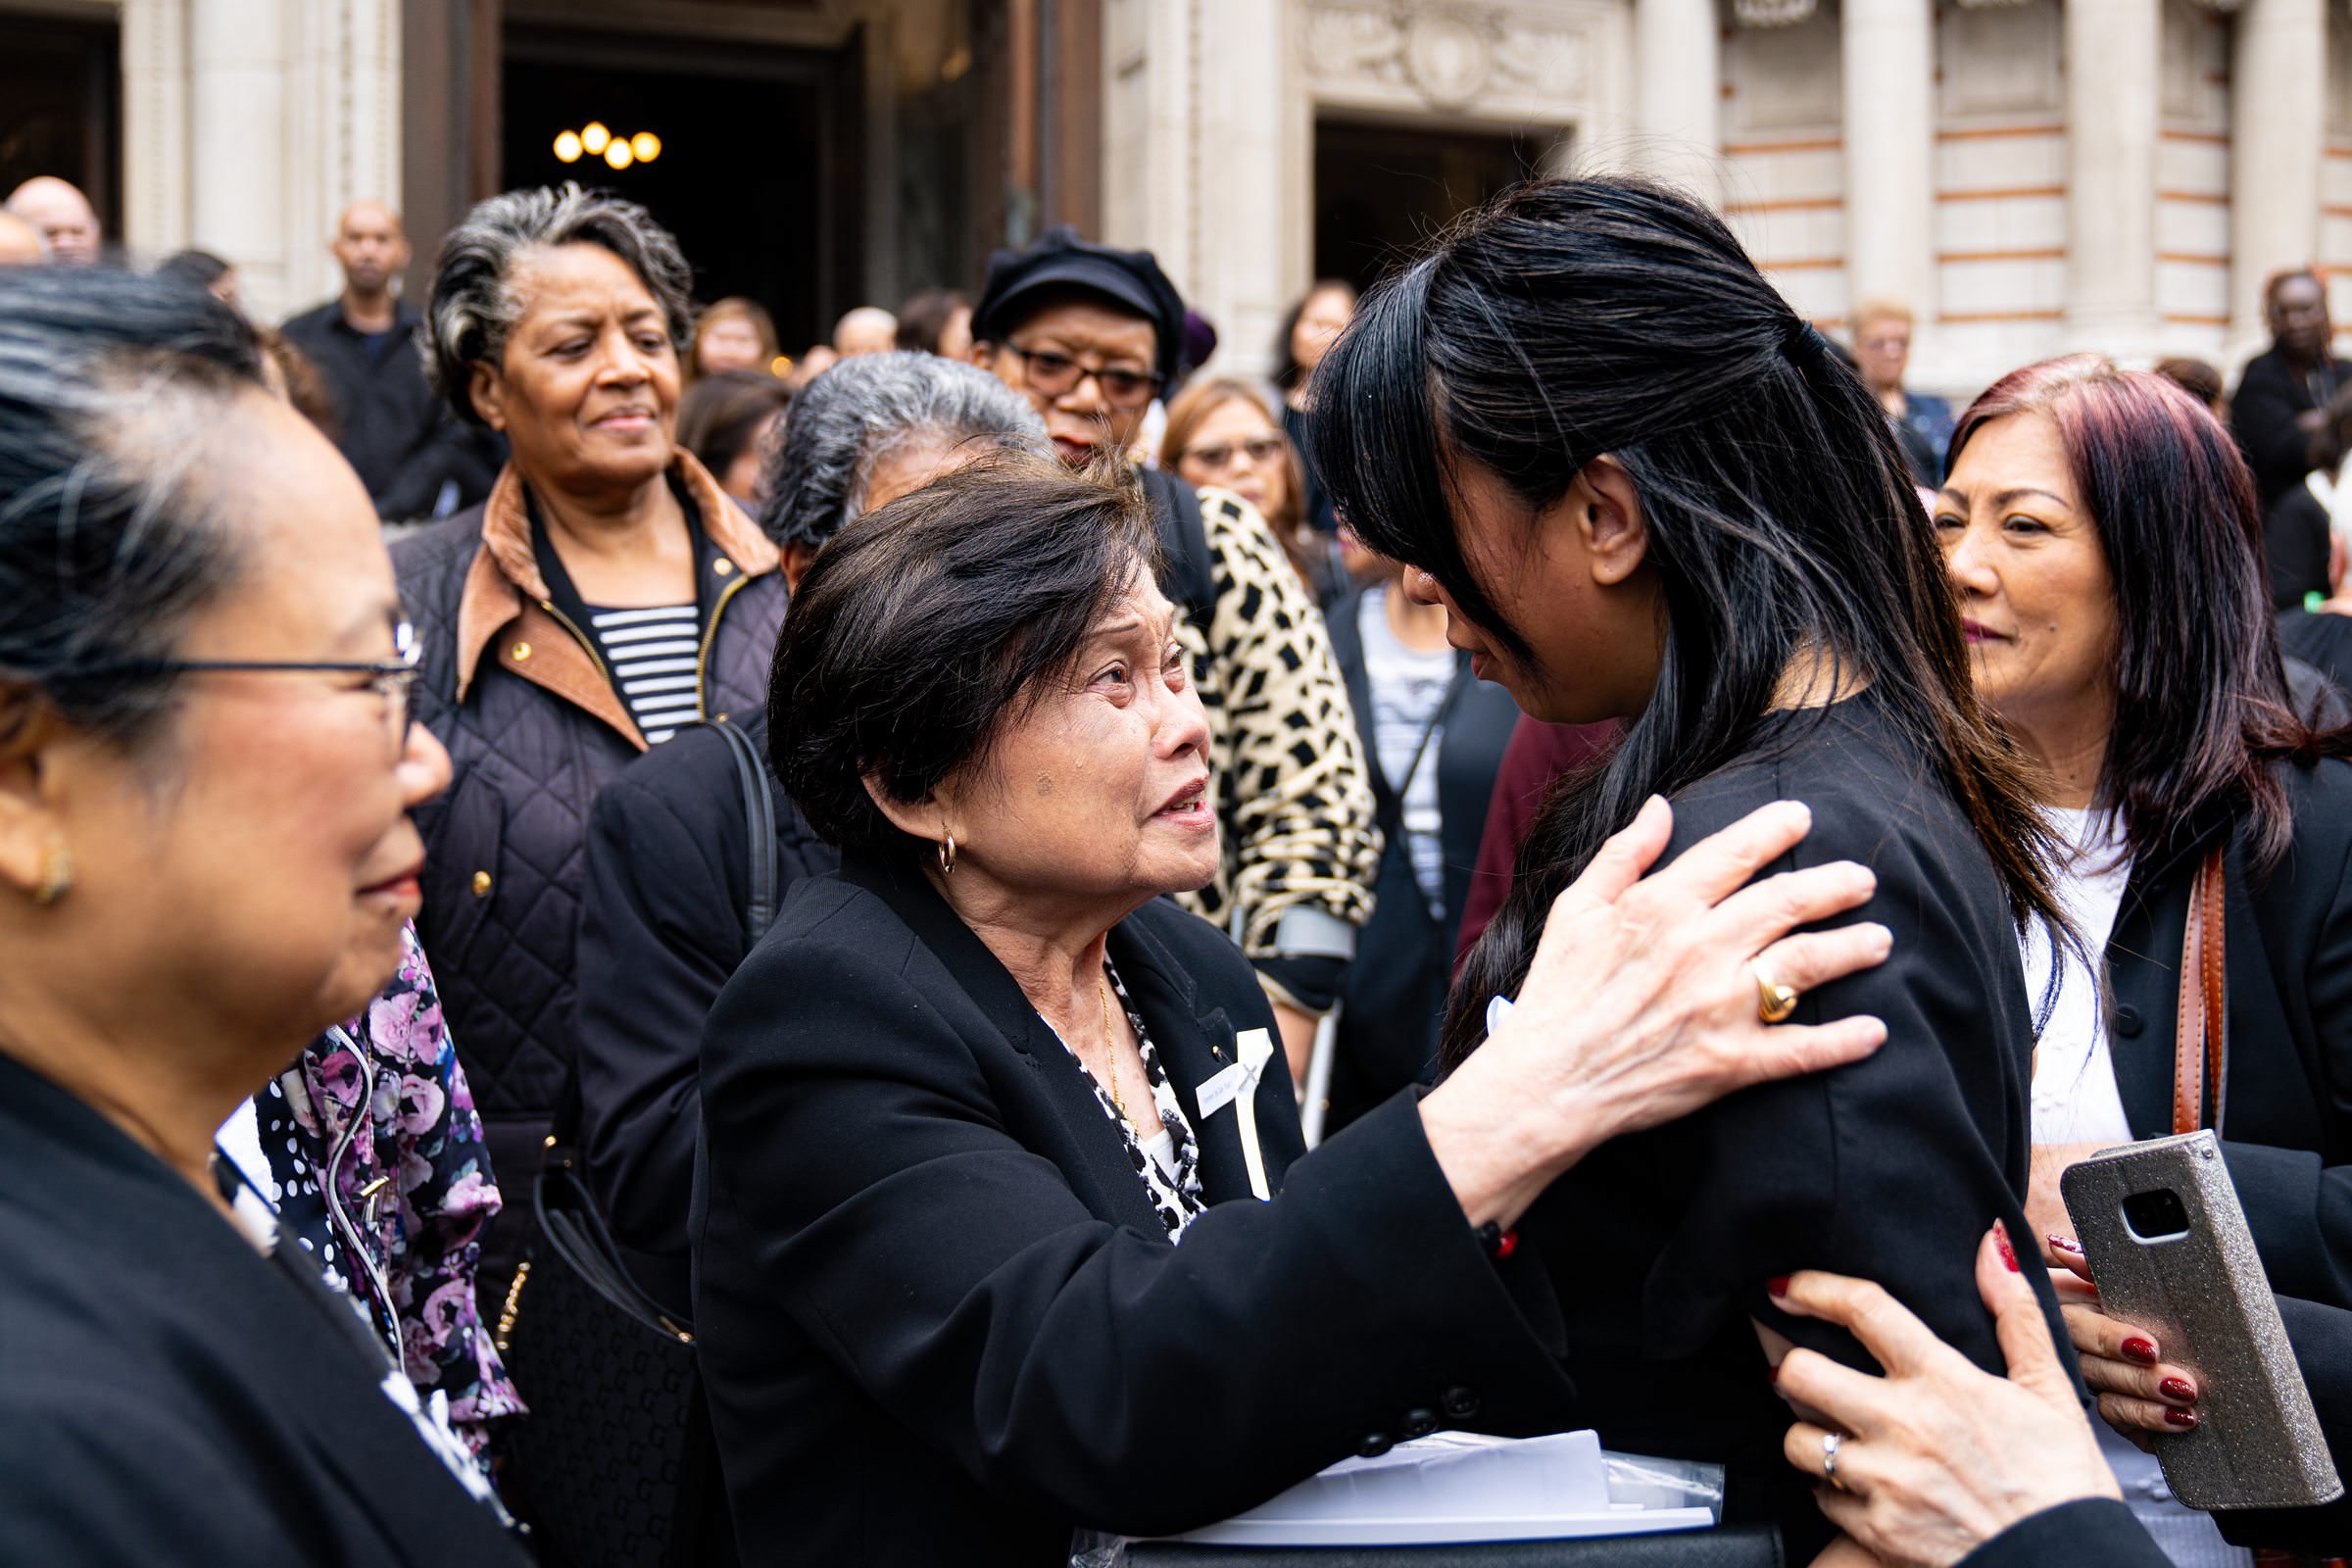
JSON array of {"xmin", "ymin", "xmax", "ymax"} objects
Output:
[
  {"xmin": 3, "ymin": 177, "xmax": 100, "ymax": 265},
  {"xmin": 281, "ymin": 200, "xmax": 501, "ymax": 523},
  {"xmin": 2232, "ymin": 268, "xmax": 2352, "ymax": 512},
  {"xmin": 833, "ymin": 305, "xmax": 898, "ymax": 357}
]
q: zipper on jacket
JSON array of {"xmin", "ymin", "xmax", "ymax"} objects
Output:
[
  {"xmin": 695, "ymin": 571, "xmax": 753, "ymax": 720},
  {"xmin": 536, "ymin": 597, "xmax": 616, "ymax": 687}
]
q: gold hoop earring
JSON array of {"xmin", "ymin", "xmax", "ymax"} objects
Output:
[
  {"xmin": 937, "ymin": 834, "xmax": 956, "ymax": 876},
  {"xmin": 31, "ymin": 838, "xmax": 73, "ymax": 906}
]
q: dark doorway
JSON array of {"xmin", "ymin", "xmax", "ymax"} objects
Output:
[
  {"xmin": 1313, "ymin": 118, "xmax": 1561, "ymax": 291},
  {"xmin": 503, "ymin": 24, "xmax": 863, "ymax": 355},
  {"xmin": 0, "ymin": 14, "xmax": 120, "ymax": 239}
]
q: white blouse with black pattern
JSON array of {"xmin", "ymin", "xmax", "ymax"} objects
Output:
[{"xmin": 1045, "ymin": 960, "xmax": 1208, "ymax": 1240}]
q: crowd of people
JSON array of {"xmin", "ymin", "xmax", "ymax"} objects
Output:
[{"xmin": 0, "ymin": 165, "xmax": 2347, "ymax": 1568}]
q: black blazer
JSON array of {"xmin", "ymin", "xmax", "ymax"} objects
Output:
[
  {"xmin": 1511, "ymin": 695, "xmax": 2079, "ymax": 1561},
  {"xmin": 0, "ymin": 1052, "xmax": 525, "ymax": 1567},
  {"xmin": 1326, "ymin": 586, "xmax": 1522, "ymax": 1128},
  {"xmin": 574, "ymin": 721, "xmax": 837, "ymax": 1312},
  {"xmin": 2232, "ymin": 348, "xmax": 2352, "ymax": 510},
  {"xmin": 2100, "ymin": 757, "xmax": 2352, "ymax": 1316},
  {"xmin": 692, "ymin": 854, "xmax": 1580, "ymax": 1566}
]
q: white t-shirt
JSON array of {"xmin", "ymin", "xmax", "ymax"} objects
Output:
[{"xmin": 2020, "ymin": 808, "xmax": 2249, "ymax": 1568}]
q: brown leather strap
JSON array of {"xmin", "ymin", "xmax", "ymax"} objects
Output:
[{"xmin": 2173, "ymin": 846, "xmax": 2228, "ymax": 1135}]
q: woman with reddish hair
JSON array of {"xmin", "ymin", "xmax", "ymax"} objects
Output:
[{"xmin": 1936, "ymin": 354, "xmax": 2352, "ymax": 1559}]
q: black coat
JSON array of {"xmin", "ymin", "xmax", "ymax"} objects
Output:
[
  {"xmin": 279, "ymin": 300, "xmax": 502, "ymax": 521},
  {"xmin": 692, "ymin": 855, "xmax": 1580, "ymax": 1566},
  {"xmin": 1325, "ymin": 586, "xmax": 1521, "ymax": 1129},
  {"xmin": 2231, "ymin": 347, "xmax": 2352, "ymax": 511},
  {"xmin": 1512, "ymin": 694, "xmax": 2079, "ymax": 1561},
  {"xmin": 2265, "ymin": 482, "xmax": 2334, "ymax": 610},
  {"xmin": 2099, "ymin": 758, "xmax": 2352, "ymax": 1316},
  {"xmin": 574, "ymin": 721, "xmax": 836, "ymax": 1311},
  {"xmin": 394, "ymin": 477, "xmax": 786, "ymax": 1296},
  {"xmin": 0, "ymin": 1052, "xmax": 525, "ymax": 1567}
]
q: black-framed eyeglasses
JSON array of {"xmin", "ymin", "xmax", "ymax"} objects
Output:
[
  {"xmin": 1003, "ymin": 343, "xmax": 1165, "ymax": 410},
  {"xmin": 61, "ymin": 619, "xmax": 421, "ymax": 756}
]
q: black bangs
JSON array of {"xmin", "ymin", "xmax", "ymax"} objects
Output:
[{"xmin": 1306, "ymin": 257, "xmax": 1537, "ymax": 664}]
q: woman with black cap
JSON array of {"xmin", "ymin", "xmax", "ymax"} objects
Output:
[{"xmin": 965, "ymin": 227, "xmax": 1378, "ymax": 1092}]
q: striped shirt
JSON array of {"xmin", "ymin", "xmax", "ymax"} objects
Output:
[{"xmin": 586, "ymin": 603, "xmax": 702, "ymax": 744}]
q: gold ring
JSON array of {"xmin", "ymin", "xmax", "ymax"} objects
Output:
[
  {"xmin": 1822, "ymin": 1430, "xmax": 1846, "ymax": 1492},
  {"xmin": 1756, "ymin": 967, "xmax": 1799, "ymax": 1025}
]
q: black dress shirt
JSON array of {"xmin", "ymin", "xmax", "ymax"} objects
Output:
[
  {"xmin": 2231, "ymin": 347, "xmax": 2352, "ymax": 512},
  {"xmin": 280, "ymin": 298, "xmax": 502, "ymax": 520}
]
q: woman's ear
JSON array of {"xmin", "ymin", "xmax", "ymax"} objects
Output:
[
  {"xmin": 859, "ymin": 769, "xmax": 950, "ymax": 848},
  {"xmin": 1573, "ymin": 455, "xmax": 1649, "ymax": 587},
  {"xmin": 0, "ymin": 692, "xmax": 70, "ymax": 899},
  {"xmin": 468, "ymin": 361, "xmax": 509, "ymax": 433}
]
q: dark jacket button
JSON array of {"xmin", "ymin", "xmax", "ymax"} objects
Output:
[
  {"xmin": 1401, "ymin": 1407, "xmax": 1439, "ymax": 1440},
  {"xmin": 1443, "ymin": 1386, "xmax": 1480, "ymax": 1420},
  {"xmin": 2113, "ymin": 1004, "xmax": 2143, "ymax": 1038},
  {"xmin": 1357, "ymin": 1432, "xmax": 1393, "ymax": 1459}
]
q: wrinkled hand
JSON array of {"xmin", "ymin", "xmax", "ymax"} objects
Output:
[
  {"xmin": 1774, "ymin": 1226, "xmax": 2120, "ymax": 1568},
  {"xmin": 2043, "ymin": 1233, "xmax": 2199, "ymax": 1444},
  {"xmin": 1424, "ymin": 797, "xmax": 1890, "ymax": 1228}
]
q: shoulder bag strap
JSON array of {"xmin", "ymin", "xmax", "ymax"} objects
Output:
[
  {"xmin": 706, "ymin": 717, "xmax": 781, "ymax": 947},
  {"xmin": 2172, "ymin": 846, "xmax": 2229, "ymax": 1136}
]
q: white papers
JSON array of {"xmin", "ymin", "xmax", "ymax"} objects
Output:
[{"xmin": 1167, "ymin": 1431, "xmax": 1724, "ymax": 1547}]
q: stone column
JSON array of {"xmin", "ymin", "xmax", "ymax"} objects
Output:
[
  {"xmin": 190, "ymin": 0, "xmax": 290, "ymax": 315},
  {"xmin": 2065, "ymin": 0, "xmax": 2160, "ymax": 357},
  {"xmin": 121, "ymin": 0, "xmax": 192, "ymax": 259},
  {"xmin": 1841, "ymin": 0, "xmax": 1936, "ymax": 335},
  {"xmin": 1637, "ymin": 0, "xmax": 1722, "ymax": 207},
  {"xmin": 2230, "ymin": 0, "xmax": 2327, "ymax": 355}
]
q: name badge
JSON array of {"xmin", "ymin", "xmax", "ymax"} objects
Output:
[{"xmin": 1197, "ymin": 1060, "xmax": 1250, "ymax": 1119}]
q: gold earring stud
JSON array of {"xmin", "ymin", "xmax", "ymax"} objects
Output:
[{"xmin": 31, "ymin": 839, "xmax": 72, "ymax": 906}]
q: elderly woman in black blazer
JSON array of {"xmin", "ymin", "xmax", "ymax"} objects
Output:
[
  {"xmin": 692, "ymin": 455, "xmax": 1906, "ymax": 1565},
  {"xmin": 1938, "ymin": 355, "xmax": 2352, "ymax": 1555}
]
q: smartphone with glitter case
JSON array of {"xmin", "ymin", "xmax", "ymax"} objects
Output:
[{"xmin": 2062, "ymin": 1131, "xmax": 2342, "ymax": 1511}]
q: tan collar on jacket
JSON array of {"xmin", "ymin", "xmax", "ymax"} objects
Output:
[{"xmin": 450, "ymin": 451, "xmax": 780, "ymax": 748}]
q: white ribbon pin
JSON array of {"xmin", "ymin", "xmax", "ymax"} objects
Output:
[{"xmin": 1196, "ymin": 1026, "xmax": 1277, "ymax": 1200}]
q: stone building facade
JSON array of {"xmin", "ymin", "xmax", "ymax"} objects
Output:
[{"xmin": 12, "ymin": 0, "xmax": 2349, "ymax": 395}]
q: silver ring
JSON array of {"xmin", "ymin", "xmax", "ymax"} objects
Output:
[{"xmin": 1822, "ymin": 1430, "xmax": 1846, "ymax": 1492}]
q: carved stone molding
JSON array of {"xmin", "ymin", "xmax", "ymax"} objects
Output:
[
  {"xmin": 1300, "ymin": 2, "xmax": 1592, "ymax": 115},
  {"xmin": 2176, "ymin": 0, "xmax": 2246, "ymax": 14},
  {"xmin": 1733, "ymin": 0, "xmax": 1817, "ymax": 28}
]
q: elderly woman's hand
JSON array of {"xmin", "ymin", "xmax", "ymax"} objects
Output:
[
  {"xmin": 2042, "ymin": 1232, "xmax": 2201, "ymax": 1443},
  {"xmin": 1772, "ymin": 1226, "xmax": 2121, "ymax": 1568},
  {"xmin": 1421, "ymin": 796, "xmax": 1891, "ymax": 1226}
]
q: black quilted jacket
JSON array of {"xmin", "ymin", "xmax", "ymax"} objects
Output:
[{"xmin": 394, "ymin": 489, "xmax": 785, "ymax": 1293}]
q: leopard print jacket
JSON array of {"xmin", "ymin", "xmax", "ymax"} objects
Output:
[{"xmin": 1170, "ymin": 486, "xmax": 1379, "ymax": 959}]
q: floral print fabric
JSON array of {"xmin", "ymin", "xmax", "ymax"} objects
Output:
[{"xmin": 270, "ymin": 922, "xmax": 525, "ymax": 1460}]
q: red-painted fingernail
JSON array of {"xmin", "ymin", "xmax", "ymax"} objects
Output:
[
  {"xmin": 2164, "ymin": 1406, "xmax": 2199, "ymax": 1430},
  {"xmin": 1767, "ymin": 1276, "xmax": 1791, "ymax": 1298},
  {"xmin": 2160, "ymin": 1377, "xmax": 2198, "ymax": 1403},
  {"xmin": 1993, "ymin": 1222, "xmax": 2021, "ymax": 1273},
  {"xmin": 2123, "ymin": 1337, "xmax": 2160, "ymax": 1365},
  {"xmin": 2048, "ymin": 1235, "xmax": 2084, "ymax": 1255}
]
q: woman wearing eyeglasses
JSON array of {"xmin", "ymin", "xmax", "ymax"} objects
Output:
[
  {"xmin": 968, "ymin": 228, "xmax": 1380, "ymax": 1090},
  {"xmin": 0, "ymin": 268, "xmax": 525, "ymax": 1562},
  {"xmin": 393, "ymin": 186, "xmax": 789, "ymax": 1304},
  {"xmin": 1162, "ymin": 377, "xmax": 1348, "ymax": 607}
]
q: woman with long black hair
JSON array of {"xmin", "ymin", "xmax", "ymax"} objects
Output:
[{"xmin": 1310, "ymin": 177, "xmax": 2080, "ymax": 1558}]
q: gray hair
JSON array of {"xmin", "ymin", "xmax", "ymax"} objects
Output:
[
  {"xmin": 759, "ymin": 351, "xmax": 1048, "ymax": 554},
  {"xmin": 420, "ymin": 182, "xmax": 694, "ymax": 426},
  {"xmin": 0, "ymin": 267, "xmax": 266, "ymax": 747}
]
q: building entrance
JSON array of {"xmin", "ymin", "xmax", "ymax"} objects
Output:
[
  {"xmin": 1312, "ymin": 117, "xmax": 1562, "ymax": 291},
  {"xmin": 503, "ymin": 24, "xmax": 864, "ymax": 356},
  {"xmin": 0, "ymin": 12, "xmax": 120, "ymax": 242}
]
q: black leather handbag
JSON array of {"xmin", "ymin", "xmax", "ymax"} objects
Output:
[{"xmin": 496, "ymin": 718, "xmax": 778, "ymax": 1568}]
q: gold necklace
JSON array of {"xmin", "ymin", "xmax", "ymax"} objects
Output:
[{"xmin": 1100, "ymin": 976, "xmax": 1128, "ymax": 1123}]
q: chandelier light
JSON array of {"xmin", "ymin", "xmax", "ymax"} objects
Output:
[{"xmin": 553, "ymin": 121, "xmax": 662, "ymax": 169}]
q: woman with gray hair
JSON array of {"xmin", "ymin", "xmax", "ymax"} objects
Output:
[
  {"xmin": 574, "ymin": 348, "xmax": 1049, "ymax": 1294},
  {"xmin": 760, "ymin": 348, "xmax": 1048, "ymax": 587},
  {"xmin": 392, "ymin": 183, "xmax": 788, "ymax": 1302}
]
